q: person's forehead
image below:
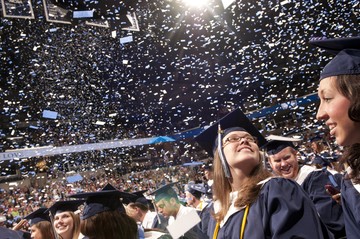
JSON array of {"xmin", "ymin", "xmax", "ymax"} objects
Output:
[
  {"xmin": 55, "ymin": 211, "xmax": 71, "ymax": 217},
  {"xmin": 318, "ymin": 76, "xmax": 337, "ymax": 90},
  {"xmin": 155, "ymin": 199, "xmax": 166, "ymax": 205},
  {"xmin": 225, "ymin": 131, "xmax": 251, "ymax": 137},
  {"xmin": 270, "ymin": 147, "xmax": 294, "ymax": 158}
]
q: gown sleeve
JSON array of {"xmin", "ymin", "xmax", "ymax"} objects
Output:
[
  {"xmin": 301, "ymin": 170, "xmax": 345, "ymax": 238},
  {"xmin": 341, "ymin": 178, "xmax": 360, "ymax": 239},
  {"xmin": 256, "ymin": 178, "xmax": 334, "ymax": 239}
]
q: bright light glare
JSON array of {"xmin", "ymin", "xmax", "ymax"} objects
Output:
[{"xmin": 182, "ymin": 0, "xmax": 210, "ymax": 8}]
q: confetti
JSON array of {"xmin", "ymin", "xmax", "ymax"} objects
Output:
[{"xmin": 0, "ymin": 0, "xmax": 358, "ymax": 176}]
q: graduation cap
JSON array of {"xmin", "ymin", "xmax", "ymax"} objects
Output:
[
  {"xmin": 150, "ymin": 182, "xmax": 178, "ymax": 202},
  {"xmin": 101, "ymin": 183, "xmax": 118, "ymax": 191},
  {"xmin": 195, "ymin": 108, "xmax": 266, "ymax": 156},
  {"xmin": 313, "ymin": 155, "xmax": 331, "ymax": 167},
  {"xmin": 194, "ymin": 108, "xmax": 266, "ymax": 178},
  {"xmin": 309, "ymin": 36, "xmax": 360, "ymax": 80},
  {"xmin": 24, "ymin": 208, "xmax": 50, "ymax": 226},
  {"xmin": 122, "ymin": 189, "xmax": 153, "ymax": 208},
  {"xmin": 45, "ymin": 200, "xmax": 85, "ymax": 217},
  {"xmin": 264, "ymin": 135, "xmax": 302, "ymax": 156},
  {"xmin": 186, "ymin": 184, "xmax": 206, "ymax": 199},
  {"xmin": 68, "ymin": 184, "xmax": 135, "ymax": 220}
]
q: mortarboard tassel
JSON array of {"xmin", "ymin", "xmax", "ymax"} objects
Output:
[{"xmin": 218, "ymin": 124, "xmax": 232, "ymax": 178}]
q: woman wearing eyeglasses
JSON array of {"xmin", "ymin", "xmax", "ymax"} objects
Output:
[{"xmin": 195, "ymin": 109, "xmax": 334, "ymax": 239}]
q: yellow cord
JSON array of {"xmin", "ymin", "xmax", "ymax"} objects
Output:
[
  {"xmin": 212, "ymin": 204, "xmax": 250, "ymax": 239},
  {"xmin": 240, "ymin": 205, "xmax": 250, "ymax": 239},
  {"xmin": 212, "ymin": 222, "xmax": 219, "ymax": 239}
]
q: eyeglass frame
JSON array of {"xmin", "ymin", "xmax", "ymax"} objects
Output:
[{"xmin": 222, "ymin": 135, "xmax": 258, "ymax": 148}]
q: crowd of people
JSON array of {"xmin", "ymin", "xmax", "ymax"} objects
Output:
[
  {"xmin": 0, "ymin": 0, "xmax": 360, "ymax": 233},
  {"xmin": 1, "ymin": 35, "xmax": 359, "ymax": 238}
]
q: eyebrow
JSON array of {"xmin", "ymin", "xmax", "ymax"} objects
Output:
[{"xmin": 226, "ymin": 133, "xmax": 251, "ymax": 137}]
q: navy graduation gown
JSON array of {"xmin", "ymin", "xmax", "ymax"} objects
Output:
[
  {"xmin": 302, "ymin": 170, "xmax": 346, "ymax": 238},
  {"xmin": 208, "ymin": 178, "xmax": 334, "ymax": 239},
  {"xmin": 198, "ymin": 201, "xmax": 213, "ymax": 236},
  {"xmin": 0, "ymin": 227, "xmax": 30, "ymax": 239},
  {"xmin": 341, "ymin": 178, "xmax": 360, "ymax": 239}
]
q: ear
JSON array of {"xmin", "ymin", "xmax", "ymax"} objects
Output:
[
  {"xmin": 267, "ymin": 156, "xmax": 274, "ymax": 168},
  {"xmin": 170, "ymin": 197, "xmax": 177, "ymax": 205}
]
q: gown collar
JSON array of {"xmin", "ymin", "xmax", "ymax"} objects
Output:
[{"xmin": 214, "ymin": 177, "xmax": 273, "ymax": 227}]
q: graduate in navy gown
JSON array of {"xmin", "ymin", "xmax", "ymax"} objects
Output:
[
  {"xmin": 312, "ymin": 36, "xmax": 360, "ymax": 239},
  {"xmin": 264, "ymin": 137, "xmax": 345, "ymax": 238},
  {"xmin": 195, "ymin": 108, "xmax": 333, "ymax": 239},
  {"xmin": 68, "ymin": 183, "xmax": 138, "ymax": 239}
]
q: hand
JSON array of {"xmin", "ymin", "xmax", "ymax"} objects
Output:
[
  {"xmin": 331, "ymin": 193, "xmax": 341, "ymax": 205},
  {"xmin": 12, "ymin": 219, "xmax": 27, "ymax": 230},
  {"xmin": 325, "ymin": 184, "xmax": 341, "ymax": 204}
]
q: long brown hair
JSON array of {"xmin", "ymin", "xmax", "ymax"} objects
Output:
[
  {"xmin": 80, "ymin": 210, "xmax": 138, "ymax": 239},
  {"xmin": 336, "ymin": 75, "xmax": 360, "ymax": 182},
  {"xmin": 68, "ymin": 211, "xmax": 81, "ymax": 239},
  {"xmin": 341, "ymin": 144, "xmax": 360, "ymax": 184},
  {"xmin": 212, "ymin": 151, "xmax": 272, "ymax": 222},
  {"xmin": 35, "ymin": 221, "xmax": 56, "ymax": 239}
]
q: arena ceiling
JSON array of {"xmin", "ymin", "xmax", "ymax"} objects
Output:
[{"xmin": 0, "ymin": 0, "xmax": 359, "ymax": 176}]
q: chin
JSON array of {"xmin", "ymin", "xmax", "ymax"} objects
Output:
[{"xmin": 335, "ymin": 137, "xmax": 351, "ymax": 147}]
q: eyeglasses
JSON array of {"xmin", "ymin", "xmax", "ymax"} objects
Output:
[{"xmin": 223, "ymin": 135, "xmax": 257, "ymax": 147}]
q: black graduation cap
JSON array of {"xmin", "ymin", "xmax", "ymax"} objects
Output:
[
  {"xmin": 309, "ymin": 36, "xmax": 360, "ymax": 54},
  {"xmin": 149, "ymin": 182, "xmax": 178, "ymax": 202},
  {"xmin": 122, "ymin": 189, "xmax": 153, "ymax": 208},
  {"xmin": 23, "ymin": 208, "xmax": 50, "ymax": 226},
  {"xmin": 121, "ymin": 189, "xmax": 147, "ymax": 204},
  {"xmin": 68, "ymin": 184, "xmax": 135, "ymax": 220},
  {"xmin": 187, "ymin": 184, "xmax": 206, "ymax": 199},
  {"xmin": 309, "ymin": 36, "xmax": 360, "ymax": 80},
  {"xmin": 101, "ymin": 183, "xmax": 118, "ymax": 191},
  {"xmin": 45, "ymin": 200, "xmax": 85, "ymax": 217},
  {"xmin": 194, "ymin": 108, "xmax": 266, "ymax": 157},
  {"xmin": 263, "ymin": 135, "xmax": 302, "ymax": 155}
]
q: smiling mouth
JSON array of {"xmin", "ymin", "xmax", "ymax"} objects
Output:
[
  {"xmin": 237, "ymin": 147, "xmax": 252, "ymax": 152},
  {"xmin": 56, "ymin": 226, "xmax": 68, "ymax": 230},
  {"xmin": 280, "ymin": 167, "xmax": 291, "ymax": 174}
]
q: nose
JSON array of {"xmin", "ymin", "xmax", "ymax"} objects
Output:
[
  {"xmin": 240, "ymin": 137, "xmax": 250, "ymax": 145},
  {"xmin": 316, "ymin": 102, "xmax": 328, "ymax": 121},
  {"xmin": 280, "ymin": 160, "xmax": 287, "ymax": 168}
]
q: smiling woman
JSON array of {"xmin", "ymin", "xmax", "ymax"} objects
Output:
[
  {"xmin": 24, "ymin": 208, "xmax": 55, "ymax": 239},
  {"xmin": 194, "ymin": 109, "xmax": 334, "ymax": 239},
  {"xmin": 46, "ymin": 200, "xmax": 85, "ymax": 239},
  {"xmin": 311, "ymin": 36, "xmax": 360, "ymax": 239}
]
